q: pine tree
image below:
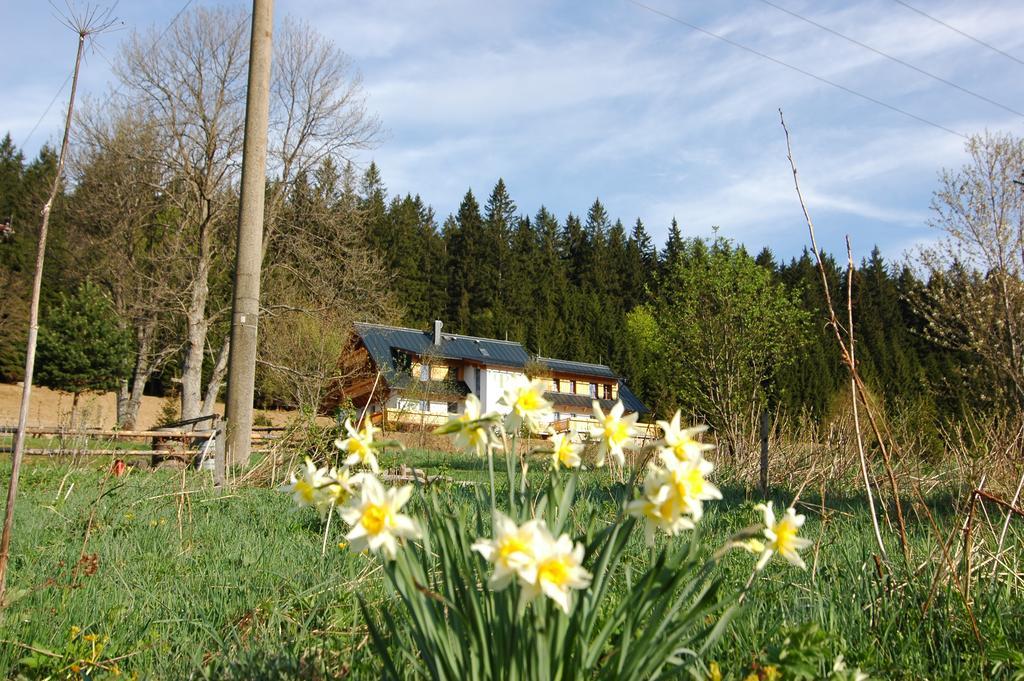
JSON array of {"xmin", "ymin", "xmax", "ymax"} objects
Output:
[
  {"xmin": 531, "ymin": 206, "xmax": 568, "ymax": 356},
  {"xmin": 36, "ymin": 281, "xmax": 134, "ymax": 423},
  {"xmin": 481, "ymin": 179, "xmax": 516, "ymax": 337},
  {"xmin": 658, "ymin": 217, "xmax": 685, "ymax": 285}
]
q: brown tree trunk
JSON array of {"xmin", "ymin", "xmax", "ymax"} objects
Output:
[
  {"xmin": 180, "ymin": 199, "xmax": 213, "ymax": 421},
  {"xmin": 118, "ymin": 322, "xmax": 157, "ymax": 429},
  {"xmin": 201, "ymin": 339, "xmax": 230, "ymax": 418}
]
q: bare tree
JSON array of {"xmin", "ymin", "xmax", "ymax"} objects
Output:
[
  {"xmin": 101, "ymin": 7, "xmax": 380, "ymax": 422},
  {"xmin": 70, "ymin": 110, "xmax": 179, "ymax": 427},
  {"xmin": 259, "ymin": 160, "xmax": 397, "ymax": 413},
  {"xmin": 913, "ymin": 131, "xmax": 1024, "ymax": 408}
]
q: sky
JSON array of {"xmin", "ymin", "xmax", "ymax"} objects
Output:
[{"xmin": 3, "ymin": 0, "xmax": 1024, "ymax": 262}]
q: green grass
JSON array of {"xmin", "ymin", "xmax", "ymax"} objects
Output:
[
  {"xmin": 0, "ymin": 434, "xmax": 152, "ymax": 452},
  {"xmin": 0, "ymin": 451, "xmax": 1021, "ymax": 679}
]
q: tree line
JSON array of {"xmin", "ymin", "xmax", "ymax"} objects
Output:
[{"xmin": 1, "ymin": 7, "xmax": 1020, "ymax": 451}]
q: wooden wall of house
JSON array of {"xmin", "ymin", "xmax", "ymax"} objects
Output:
[{"xmin": 542, "ymin": 374, "xmax": 617, "ymax": 400}]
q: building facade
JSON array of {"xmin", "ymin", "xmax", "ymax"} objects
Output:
[{"xmin": 331, "ymin": 321, "xmax": 648, "ymax": 438}]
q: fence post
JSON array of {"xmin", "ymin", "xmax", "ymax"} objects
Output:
[
  {"xmin": 214, "ymin": 417, "xmax": 227, "ymax": 488},
  {"xmin": 759, "ymin": 410, "xmax": 770, "ymax": 499}
]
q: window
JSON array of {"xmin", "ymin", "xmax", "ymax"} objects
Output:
[
  {"xmin": 570, "ymin": 380, "xmax": 577, "ymax": 394},
  {"xmin": 419, "ymin": 400, "xmax": 427, "ymax": 412},
  {"xmin": 603, "ymin": 384, "xmax": 612, "ymax": 400},
  {"xmin": 420, "ymin": 364, "xmax": 430, "ymax": 381},
  {"xmin": 448, "ymin": 402, "xmax": 458, "ymax": 414},
  {"xmin": 589, "ymin": 383, "xmax": 597, "ymax": 398},
  {"xmin": 554, "ymin": 378, "xmax": 561, "ymax": 392}
]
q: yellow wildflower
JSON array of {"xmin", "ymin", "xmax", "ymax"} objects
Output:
[
  {"xmin": 448, "ymin": 394, "xmax": 499, "ymax": 457},
  {"xmin": 279, "ymin": 458, "xmax": 324, "ymax": 509}
]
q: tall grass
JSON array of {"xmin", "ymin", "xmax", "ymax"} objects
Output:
[{"xmin": 0, "ymin": 448, "xmax": 1021, "ymax": 679}]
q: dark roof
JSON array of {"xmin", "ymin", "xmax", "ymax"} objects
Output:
[
  {"xmin": 616, "ymin": 381, "xmax": 648, "ymax": 414},
  {"xmin": 537, "ymin": 356, "xmax": 617, "ymax": 379},
  {"xmin": 354, "ymin": 323, "xmax": 530, "ymax": 380}
]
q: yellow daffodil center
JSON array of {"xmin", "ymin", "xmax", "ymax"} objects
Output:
[
  {"xmin": 516, "ymin": 390, "xmax": 542, "ymax": 412},
  {"xmin": 350, "ymin": 437, "xmax": 371, "ymax": 458},
  {"xmin": 683, "ymin": 467, "xmax": 705, "ymax": 496},
  {"xmin": 325, "ymin": 484, "xmax": 349, "ymax": 505},
  {"xmin": 671, "ymin": 437, "xmax": 699, "ymax": 461},
  {"xmin": 538, "ymin": 556, "xmax": 571, "ymax": 587},
  {"xmin": 295, "ymin": 479, "xmax": 316, "ymax": 503},
  {"xmin": 361, "ymin": 504, "xmax": 391, "ymax": 535},
  {"xmin": 498, "ymin": 535, "xmax": 531, "ymax": 562},
  {"xmin": 773, "ymin": 519, "xmax": 799, "ymax": 552},
  {"xmin": 603, "ymin": 417, "xmax": 628, "ymax": 444}
]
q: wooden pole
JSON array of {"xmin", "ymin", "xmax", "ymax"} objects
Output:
[
  {"xmin": 224, "ymin": 0, "xmax": 275, "ymax": 469},
  {"xmin": 0, "ymin": 28, "xmax": 88, "ymax": 605}
]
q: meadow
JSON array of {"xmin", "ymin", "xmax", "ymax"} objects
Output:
[{"xmin": 0, "ymin": 444, "xmax": 1021, "ymax": 680}]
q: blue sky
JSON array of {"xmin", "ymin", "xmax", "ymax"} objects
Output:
[{"xmin": 3, "ymin": 0, "xmax": 1024, "ymax": 261}]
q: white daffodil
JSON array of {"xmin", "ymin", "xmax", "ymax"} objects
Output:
[
  {"xmin": 754, "ymin": 502, "xmax": 813, "ymax": 570},
  {"xmin": 626, "ymin": 476, "xmax": 696, "ymax": 546},
  {"xmin": 590, "ymin": 400, "xmax": 637, "ymax": 467},
  {"xmin": 318, "ymin": 466, "xmax": 362, "ymax": 517},
  {"xmin": 335, "ymin": 419, "xmax": 380, "ymax": 473},
  {"xmin": 656, "ymin": 411, "xmax": 715, "ymax": 463},
  {"xmin": 519, "ymin": 524, "xmax": 592, "ymax": 615},
  {"xmin": 549, "ymin": 432, "xmax": 583, "ymax": 470},
  {"xmin": 341, "ymin": 474, "xmax": 420, "ymax": 561},
  {"xmin": 660, "ymin": 450, "xmax": 722, "ymax": 523},
  {"xmin": 471, "ymin": 512, "xmax": 544, "ymax": 590},
  {"xmin": 279, "ymin": 458, "xmax": 325, "ymax": 509},
  {"xmin": 498, "ymin": 377, "xmax": 553, "ymax": 434},
  {"xmin": 449, "ymin": 394, "xmax": 499, "ymax": 457}
]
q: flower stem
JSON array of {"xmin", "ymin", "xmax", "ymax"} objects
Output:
[{"xmin": 487, "ymin": 449, "xmax": 497, "ymax": 525}]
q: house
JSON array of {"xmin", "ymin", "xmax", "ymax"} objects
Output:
[{"xmin": 331, "ymin": 320, "xmax": 648, "ymax": 438}]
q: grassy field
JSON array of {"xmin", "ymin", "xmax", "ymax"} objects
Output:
[{"xmin": 0, "ymin": 449, "xmax": 1021, "ymax": 679}]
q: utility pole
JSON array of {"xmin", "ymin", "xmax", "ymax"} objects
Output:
[{"xmin": 224, "ymin": 0, "xmax": 274, "ymax": 472}]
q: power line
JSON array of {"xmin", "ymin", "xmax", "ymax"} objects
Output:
[
  {"xmin": 20, "ymin": 73, "xmax": 72, "ymax": 149},
  {"xmin": 757, "ymin": 0, "xmax": 1024, "ymax": 120},
  {"xmin": 891, "ymin": 0, "xmax": 1024, "ymax": 68},
  {"xmin": 628, "ymin": 0, "xmax": 967, "ymax": 139}
]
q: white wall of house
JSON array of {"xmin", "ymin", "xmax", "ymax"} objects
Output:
[{"xmin": 481, "ymin": 367, "xmax": 524, "ymax": 414}]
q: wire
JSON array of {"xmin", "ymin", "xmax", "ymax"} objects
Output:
[
  {"xmin": 20, "ymin": 73, "xmax": 73, "ymax": 149},
  {"xmin": 891, "ymin": 0, "xmax": 1024, "ymax": 68},
  {"xmin": 756, "ymin": 0, "xmax": 1024, "ymax": 119},
  {"xmin": 628, "ymin": 0, "xmax": 967, "ymax": 139}
]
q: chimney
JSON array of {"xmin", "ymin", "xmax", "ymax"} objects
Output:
[{"xmin": 433, "ymin": 320, "xmax": 443, "ymax": 345}]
